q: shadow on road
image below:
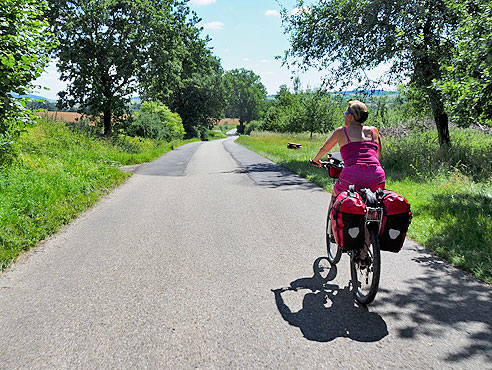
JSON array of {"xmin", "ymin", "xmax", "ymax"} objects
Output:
[
  {"xmin": 377, "ymin": 248, "xmax": 492, "ymax": 364},
  {"xmin": 272, "ymin": 258, "xmax": 388, "ymax": 342},
  {"xmin": 135, "ymin": 142, "xmax": 202, "ymax": 177},
  {"xmin": 221, "ymin": 162, "xmax": 321, "ymax": 191}
]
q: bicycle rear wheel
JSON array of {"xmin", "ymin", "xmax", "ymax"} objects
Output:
[
  {"xmin": 326, "ymin": 209, "xmax": 342, "ymax": 264},
  {"xmin": 313, "ymin": 256, "xmax": 331, "ymax": 282},
  {"xmin": 350, "ymin": 228, "xmax": 381, "ymax": 305}
]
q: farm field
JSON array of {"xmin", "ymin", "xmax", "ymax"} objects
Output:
[
  {"xmin": 35, "ymin": 111, "xmax": 83, "ymax": 123},
  {"xmin": 217, "ymin": 118, "xmax": 240, "ymax": 125}
]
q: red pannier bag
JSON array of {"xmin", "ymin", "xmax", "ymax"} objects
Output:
[
  {"xmin": 329, "ymin": 166, "xmax": 342, "ymax": 178},
  {"xmin": 379, "ymin": 190, "xmax": 412, "ymax": 252},
  {"xmin": 330, "ymin": 188, "xmax": 366, "ymax": 251}
]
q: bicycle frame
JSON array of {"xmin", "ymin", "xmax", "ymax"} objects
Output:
[{"xmin": 364, "ymin": 206, "xmax": 383, "ymax": 232}]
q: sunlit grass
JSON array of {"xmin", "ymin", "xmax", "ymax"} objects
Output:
[
  {"xmin": 0, "ymin": 118, "xmax": 197, "ymax": 270},
  {"xmin": 237, "ymin": 130, "xmax": 492, "ymax": 284}
]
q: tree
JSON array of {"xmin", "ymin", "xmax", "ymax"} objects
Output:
[
  {"xmin": 166, "ymin": 36, "xmax": 226, "ymax": 139},
  {"xmin": 48, "ymin": 0, "xmax": 189, "ymax": 136},
  {"xmin": 262, "ymin": 85, "xmax": 339, "ymax": 135},
  {"xmin": 224, "ymin": 69, "xmax": 267, "ymax": 132},
  {"xmin": 262, "ymin": 85, "xmax": 295, "ymax": 132},
  {"xmin": 300, "ymin": 90, "xmax": 337, "ymax": 138},
  {"xmin": 129, "ymin": 101, "xmax": 184, "ymax": 141},
  {"xmin": 0, "ymin": 0, "xmax": 57, "ymax": 158},
  {"xmin": 281, "ymin": 0, "xmax": 460, "ymax": 146},
  {"xmin": 439, "ymin": 0, "xmax": 492, "ymax": 127},
  {"xmin": 139, "ymin": 10, "xmax": 227, "ymax": 139},
  {"xmin": 175, "ymin": 68, "xmax": 227, "ymax": 139}
]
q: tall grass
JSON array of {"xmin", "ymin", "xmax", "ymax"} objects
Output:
[
  {"xmin": 0, "ymin": 118, "xmax": 197, "ymax": 270},
  {"xmin": 237, "ymin": 130, "xmax": 492, "ymax": 284}
]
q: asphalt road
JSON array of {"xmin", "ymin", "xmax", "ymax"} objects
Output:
[{"xmin": 1, "ymin": 136, "xmax": 491, "ymax": 369}]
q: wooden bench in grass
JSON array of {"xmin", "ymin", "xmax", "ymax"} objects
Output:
[{"xmin": 287, "ymin": 142, "xmax": 302, "ymax": 149}]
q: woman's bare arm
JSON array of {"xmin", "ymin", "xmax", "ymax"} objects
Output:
[
  {"xmin": 374, "ymin": 127, "xmax": 382, "ymax": 159},
  {"xmin": 312, "ymin": 128, "xmax": 341, "ymax": 164}
]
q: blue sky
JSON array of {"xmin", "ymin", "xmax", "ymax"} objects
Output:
[
  {"xmin": 189, "ymin": 0, "xmax": 314, "ymax": 95},
  {"xmin": 32, "ymin": 0, "xmax": 388, "ymax": 99}
]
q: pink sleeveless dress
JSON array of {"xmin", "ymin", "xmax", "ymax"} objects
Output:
[{"xmin": 333, "ymin": 127, "xmax": 386, "ymax": 194}]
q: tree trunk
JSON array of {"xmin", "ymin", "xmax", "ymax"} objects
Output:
[
  {"xmin": 419, "ymin": 4, "xmax": 451, "ymax": 147},
  {"xmin": 237, "ymin": 119, "xmax": 245, "ymax": 135},
  {"xmin": 103, "ymin": 109, "xmax": 111, "ymax": 136},
  {"xmin": 101, "ymin": 70, "xmax": 112, "ymax": 136},
  {"xmin": 433, "ymin": 109, "xmax": 450, "ymax": 147},
  {"xmin": 429, "ymin": 91, "xmax": 451, "ymax": 147}
]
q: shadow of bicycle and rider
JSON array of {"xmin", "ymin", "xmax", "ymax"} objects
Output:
[
  {"xmin": 273, "ymin": 252, "xmax": 492, "ymax": 365},
  {"xmin": 271, "ymin": 258, "xmax": 388, "ymax": 343}
]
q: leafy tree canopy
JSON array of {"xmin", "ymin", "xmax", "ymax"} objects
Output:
[
  {"xmin": 262, "ymin": 85, "xmax": 341, "ymax": 136},
  {"xmin": 48, "ymin": 0, "xmax": 193, "ymax": 136},
  {"xmin": 176, "ymin": 66, "xmax": 227, "ymax": 139},
  {"xmin": 140, "ymin": 11, "xmax": 226, "ymax": 139},
  {"xmin": 281, "ymin": 0, "xmax": 461, "ymax": 146},
  {"xmin": 439, "ymin": 0, "xmax": 492, "ymax": 127},
  {"xmin": 0, "ymin": 0, "xmax": 57, "ymax": 158},
  {"xmin": 224, "ymin": 68, "xmax": 267, "ymax": 130}
]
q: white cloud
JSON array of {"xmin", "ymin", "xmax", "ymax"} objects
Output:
[
  {"xmin": 243, "ymin": 58, "xmax": 250, "ymax": 62},
  {"xmin": 203, "ymin": 21, "xmax": 224, "ymax": 30},
  {"xmin": 264, "ymin": 72, "xmax": 274, "ymax": 75},
  {"xmin": 265, "ymin": 10, "xmax": 280, "ymax": 18},
  {"xmin": 261, "ymin": 59, "xmax": 273, "ymax": 63},
  {"xmin": 191, "ymin": 0, "xmax": 216, "ymax": 5},
  {"xmin": 224, "ymin": 49, "xmax": 231, "ymax": 53},
  {"xmin": 30, "ymin": 59, "xmax": 67, "ymax": 100}
]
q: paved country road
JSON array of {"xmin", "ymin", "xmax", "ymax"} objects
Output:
[{"xmin": 1, "ymin": 136, "xmax": 491, "ymax": 369}]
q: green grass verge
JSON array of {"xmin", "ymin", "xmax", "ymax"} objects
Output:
[
  {"xmin": 207, "ymin": 130, "xmax": 228, "ymax": 140},
  {"xmin": 0, "ymin": 118, "xmax": 197, "ymax": 270},
  {"xmin": 237, "ymin": 131, "xmax": 492, "ymax": 284}
]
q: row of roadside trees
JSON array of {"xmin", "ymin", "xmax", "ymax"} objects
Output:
[
  {"xmin": 47, "ymin": 0, "xmax": 268, "ymax": 139},
  {"xmin": 0, "ymin": 0, "xmax": 268, "ymax": 162},
  {"xmin": 6, "ymin": 0, "xmax": 488, "ymax": 154}
]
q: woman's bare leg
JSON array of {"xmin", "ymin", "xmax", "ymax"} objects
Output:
[{"xmin": 327, "ymin": 193, "xmax": 336, "ymax": 240}]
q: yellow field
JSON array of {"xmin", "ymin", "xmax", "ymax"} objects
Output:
[
  {"xmin": 217, "ymin": 118, "xmax": 240, "ymax": 125},
  {"xmin": 36, "ymin": 111, "xmax": 83, "ymax": 123}
]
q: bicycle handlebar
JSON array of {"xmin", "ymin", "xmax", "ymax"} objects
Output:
[
  {"xmin": 309, "ymin": 159, "xmax": 328, "ymax": 167},
  {"xmin": 310, "ymin": 152, "xmax": 344, "ymax": 169}
]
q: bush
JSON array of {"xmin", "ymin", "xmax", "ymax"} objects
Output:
[
  {"xmin": 206, "ymin": 130, "xmax": 227, "ymax": 140},
  {"xmin": 244, "ymin": 120, "xmax": 263, "ymax": 135},
  {"xmin": 128, "ymin": 101, "xmax": 185, "ymax": 141}
]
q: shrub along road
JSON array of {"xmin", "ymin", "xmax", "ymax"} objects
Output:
[{"xmin": 0, "ymin": 136, "xmax": 490, "ymax": 368}]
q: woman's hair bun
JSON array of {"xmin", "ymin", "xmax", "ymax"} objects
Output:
[
  {"xmin": 348, "ymin": 100, "xmax": 369, "ymax": 123},
  {"xmin": 359, "ymin": 110, "xmax": 369, "ymax": 123}
]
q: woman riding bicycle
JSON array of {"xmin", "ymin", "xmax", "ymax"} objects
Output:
[
  {"xmin": 311, "ymin": 100, "xmax": 387, "ymax": 305},
  {"xmin": 311, "ymin": 100, "xmax": 385, "ymax": 196}
]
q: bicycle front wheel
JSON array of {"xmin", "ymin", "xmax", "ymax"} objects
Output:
[
  {"xmin": 350, "ymin": 228, "xmax": 381, "ymax": 305},
  {"xmin": 326, "ymin": 209, "xmax": 342, "ymax": 264}
]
